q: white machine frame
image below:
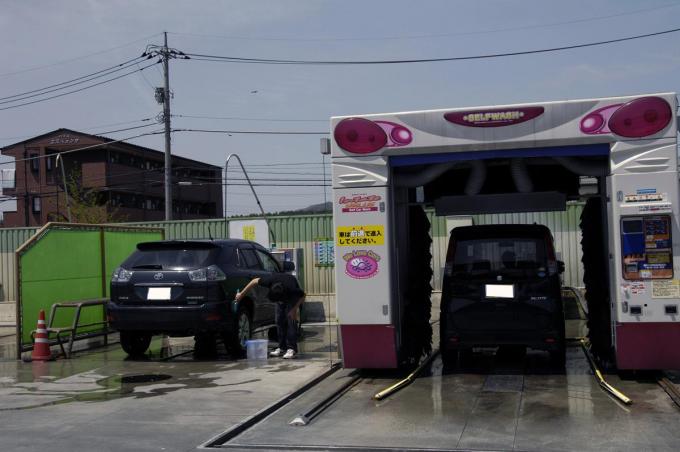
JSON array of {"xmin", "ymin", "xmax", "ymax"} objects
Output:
[{"xmin": 331, "ymin": 93, "xmax": 680, "ymax": 370}]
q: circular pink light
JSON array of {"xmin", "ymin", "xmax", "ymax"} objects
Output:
[
  {"xmin": 580, "ymin": 114, "xmax": 604, "ymax": 134},
  {"xmin": 609, "ymin": 96, "xmax": 672, "ymax": 138},
  {"xmin": 334, "ymin": 118, "xmax": 387, "ymax": 154},
  {"xmin": 390, "ymin": 126, "xmax": 412, "ymax": 145}
]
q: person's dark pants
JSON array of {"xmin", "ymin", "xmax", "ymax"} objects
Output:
[{"xmin": 275, "ymin": 302, "xmax": 298, "ymax": 352}]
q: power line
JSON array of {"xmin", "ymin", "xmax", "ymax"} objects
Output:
[
  {"xmin": 0, "ymin": 61, "xmax": 160, "ymax": 111},
  {"xmin": 232, "ymin": 162, "xmax": 328, "ymax": 167},
  {"xmin": 168, "ymin": 3, "xmax": 680, "ymax": 42},
  {"xmin": 0, "ymin": 117, "xmax": 157, "ymax": 142},
  {"xmin": 0, "ymin": 55, "xmax": 149, "ymax": 102},
  {"xmin": 94, "ymin": 122, "xmax": 161, "ymax": 135},
  {"xmin": 171, "ymin": 128, "xmax": 327, "ymax": 135},
  {"xmin": 173, "ymin": 114, "xmax": 326, "ymax": 122},
  {"xmin": 0, "ymin": 131, "xmax": 166, "ymax": 166},
  {"xmin": 183, "ymin": 25, "xmax": 680, "ymax": 65},
  {"xmin": 136, "ymin": 61, "xmax": 158, "ymax": 90},
  {"xmin": 0, "ymin": 32, "xmax": 163, "ymax": 78}
]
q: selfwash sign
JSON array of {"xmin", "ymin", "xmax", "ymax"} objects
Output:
[{"xmin": 229, "ymin": 219, "xmax": 270, "ymax": 248}]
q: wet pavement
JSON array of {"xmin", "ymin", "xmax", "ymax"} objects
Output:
[
  {"xmin": 2, "ymin": 309, "xmax": 679, "ymax": 451},
  {"xmin": 0, "ymin": 323, "xmax": 339, "ymax": 452},
  {"xmin": 224, "ymin": 346, "xmax": 680, "ymax": 451},
  {"xmin": 220, "ymin": 311, "xmax": 680, "ymax": 452}
]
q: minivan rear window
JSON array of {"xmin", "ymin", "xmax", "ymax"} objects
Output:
[
  {"xmin": 452, "ymin": 238, "xmax": 547, "ymax": 277},
  {"xmin": 124, "ymin": 246, "xmax": 218, "ymax": 270}
]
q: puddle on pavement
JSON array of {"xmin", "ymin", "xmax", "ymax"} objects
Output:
[
  {"xmin": 0, "ymin": 324, "xmax": 338, "ymax": 411},
  {"xmin": 120, "ymin": 374, "xmax": 173, "ymax": 384},
  {"xmin": 0, "ymin": 369, "xmax": 225, "ymax": 411}
]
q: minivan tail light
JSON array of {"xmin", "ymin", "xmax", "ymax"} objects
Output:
[
  {"xmin": 189, "ymin": 265, "xmax": 226, "ymax": 282},
  {"xmin": 112, "ymin": 267, "xmax": 133, "ymax": 282},
  {"xmin": 334, "ymin": 118, "xmax": 388, "ymax": 154},
  {"xmin": 608, "ymin": 96, "xmax": 672, "ymax": 138}
]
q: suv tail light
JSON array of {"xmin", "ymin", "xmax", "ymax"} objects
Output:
[
  {"xmin": 111, "ymin": 267, "xmax": 133, "ymax": 282},
  {"xmin": 334, "ymin": 118, "xmax": 388, "ymax": 154},
  {"xmin": 189, "ymin": 265, "xmax": 226, "ymax": 282}
]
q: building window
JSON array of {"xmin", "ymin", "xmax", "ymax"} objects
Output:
[
  {"xmin": 32, "ymin": 196, "xmax": 41, "ymax": 213},
  {"xmin": 30, "ymin": 154, "xmax": 40, "ymax": 172},
  {"xmin": 46, "ymin": 155, "xmax": 55, "ymax": 171}
]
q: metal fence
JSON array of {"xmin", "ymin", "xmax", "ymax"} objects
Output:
[
  {"xmin": 0, "ymin": 227, "xmax": 38, "ymax": 303},
  {"xmin": 0, "ymin": 204, "xmax": 585, "ymax": 302},
  {"xmin": 123, "ymin": 215, "xmax": 336, "ymax": 296}
]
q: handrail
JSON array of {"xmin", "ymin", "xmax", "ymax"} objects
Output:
[
  {"xmin": 44, "ymin": 298, "xmax": 109, "ymax": 358},
  {"xmin": 224, "ymin": 153, "xmax": 276, "ymax": 245}
]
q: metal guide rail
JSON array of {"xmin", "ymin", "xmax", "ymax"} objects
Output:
[
  {"xmin": 657, "ymin": 374, "xmax": 680, "ymax": 408},
  {"xmin": 580, "ymin": 339, "xmax": 632, "ymax": 405}
]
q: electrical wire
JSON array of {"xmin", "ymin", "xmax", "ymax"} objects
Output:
[
  {"xmin": 173, "ymin": 114, "xmax": 327, "ymax": 123},
  {"xmin": 183, "ymin": 25, "xmax": 680, "ymax": 65},
  {"xmin": 168, "ymin": 3, "xmax": 680, "ymax": 42},
  {"xmin": 0, "ymin": 117, "xmax": 157, "ymax": 142},
  {"xmin": 171, "ymin": 128, "xmax": 327, "ymax": 135},
  {"xmin": 0, "ymin": 61, "xmax": 161, "ymax": 111},
  {"xmin": 0, "ymin": 55, "xmax": 149, "ymax": 102},
  {"xmin": 94, "ymin": 122, "xmax": 161, "ymax": 135},
  {"xmin": 136, "ymin": 61, "xmax": 159, "ymax": 90},
  {"xmin": 0, "ymin": 130, "xmax": 166, "ymax": 166},
  {"xmin": 0, "ymin": 32, "xmax": 163, "ymax": 77}
]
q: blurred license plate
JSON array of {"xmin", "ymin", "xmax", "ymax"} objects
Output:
[
  {"xmin": 485, "ymin": 284, "xmax": 514, "ymax": 298},
  {"xmin": 147, "ymin": 287, "xmax": 171, "ymax": 300}
]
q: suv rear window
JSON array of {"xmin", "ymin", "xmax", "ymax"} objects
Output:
[
  {"xmin": 124, "ymin": 243, "xmax": 218, "ymax": 270},
  {"xmin": 452, "ymin": 237, "xmax": 547, "ymax": 278}
]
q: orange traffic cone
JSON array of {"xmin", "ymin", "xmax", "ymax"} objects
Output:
[{"xmin": 31, "ymin": 310, "xmax": 53, "ymax": 361}]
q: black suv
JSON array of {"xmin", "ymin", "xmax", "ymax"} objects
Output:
[
  {"xmin": 440, "ymin": 224, "xmax": 566, "ymax": 365},
  {"xmin": 108, "ymin": 239, "xmax": 294, "ymax": 357}
]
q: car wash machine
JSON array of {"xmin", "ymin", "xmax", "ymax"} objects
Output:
[{"xmin": 330, "ymin": 92, "xmax": 680, "ymax": 370}]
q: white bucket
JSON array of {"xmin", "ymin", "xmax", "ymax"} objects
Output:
[{"xmin": 246, "ymin": 339, "xmax": 268, "ymax": 360}]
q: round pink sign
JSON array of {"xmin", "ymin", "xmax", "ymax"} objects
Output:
[{"xmin": 345, "ymin": 254, "xmax": 379, "ymax": 279}]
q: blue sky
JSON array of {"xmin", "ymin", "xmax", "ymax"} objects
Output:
[{"xmin": 1, "ymin": 0, "xmax": 680, "ymax": 214}]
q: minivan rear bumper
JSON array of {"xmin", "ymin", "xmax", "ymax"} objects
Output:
[
  {"xmin": 441, "ymin": 329, "xmax": 563, "ymax": 352},
  {"xmin": 107, "ymin": 301, "xmax": 232, "ymax": 336}
]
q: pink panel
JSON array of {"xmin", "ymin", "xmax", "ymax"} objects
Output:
[
  {"xmin": 340, "ymin": 324, "xmax": 398, "ymax": 369},
  {"xmin": 616, "ymin": 322, "xmax": 680, "ymax": 370}
]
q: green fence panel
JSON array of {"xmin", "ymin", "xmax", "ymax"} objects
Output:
[
  {"xmin": 19, "ymin": 228, "xmax": 103, "ymax": 345},
  {"xmin": 17, "ymin": 224, "xmax": 164, "ymax": 353},
  {"xmin": 103, "ymin": 229, "xmax": 164, "ymax": 298}
]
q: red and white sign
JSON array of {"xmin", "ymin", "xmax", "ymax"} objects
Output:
[{"xmin": 339, "ymin": 194, "xmax": 381, "ymax": 213}]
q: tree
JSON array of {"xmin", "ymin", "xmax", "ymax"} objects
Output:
[{"xmin": 63, "ymin": 169, "xmax": 125, "ymax": 224}]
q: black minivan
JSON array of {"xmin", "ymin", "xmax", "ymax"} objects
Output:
[
  {"xmin": 440, "ymin": 224, "xmax": 565, "ymax": 365},
  {"xmin": 108, "ymin": 239, "xmax": 293, "ymax": 357}
]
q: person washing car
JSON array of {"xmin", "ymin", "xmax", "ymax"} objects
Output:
[{"xmin": 235, "ymin": 273, "xmax": 305, "ymax": 359}]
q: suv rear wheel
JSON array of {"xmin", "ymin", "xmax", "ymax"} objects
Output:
[
  {"xmin": 120, "ymin": 331, "xmax": 151, "ymax": 357},
  {"xmin": 225, "ymin": 306, "xmax": 252, "ymax": 357}
]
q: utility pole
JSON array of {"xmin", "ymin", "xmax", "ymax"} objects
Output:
[{"xmin": 162, "ymin": 32, "xmax": 172, "ymax": 221}]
